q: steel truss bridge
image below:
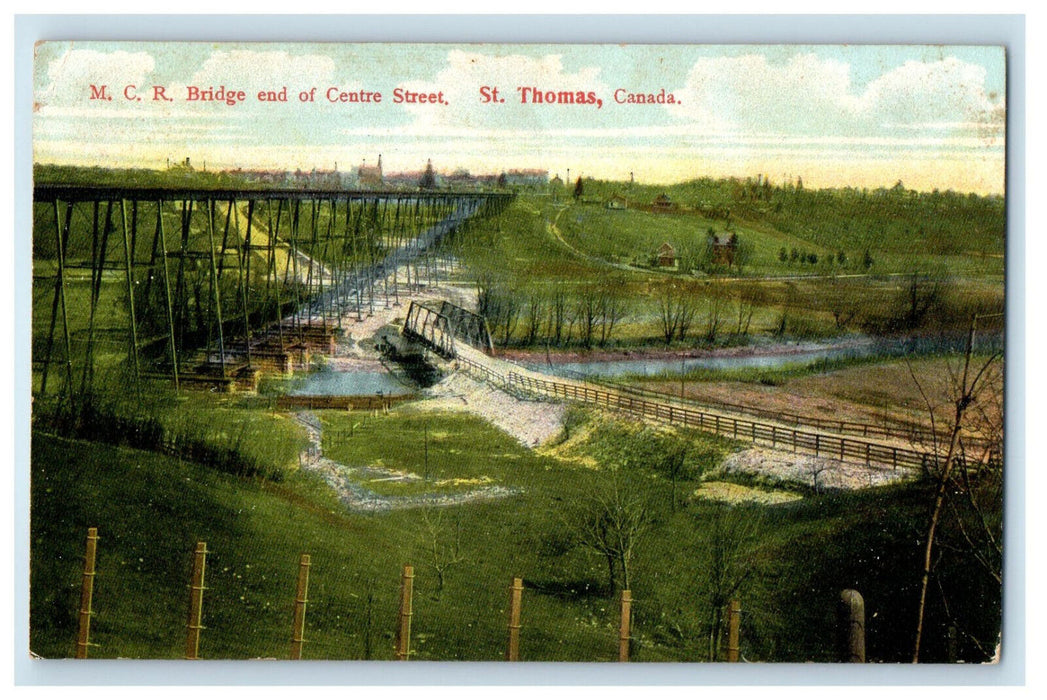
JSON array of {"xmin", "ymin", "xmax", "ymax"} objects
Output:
[
  {"xmin": 402, "ymin": 299, "xmax": 494, "ymax": 359},
  {"xmin": 32, "ymin": 185, "xmax": 513, "ymax": 398}
]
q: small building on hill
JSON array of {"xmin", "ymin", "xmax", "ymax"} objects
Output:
[
  {"xmin": 708, "ymin": 232, "xmax": 737, "ymax": 267},
  {"xmin": 653, "ymin": 193, "xmax": 675, "ymax": 212},
  {"xmin": 606, "ymin": 193, "xmax": 628, "ymax": 210},
  {"xmin": 657, "ymin": 242, "xmax": 678, "ymax": 268}
]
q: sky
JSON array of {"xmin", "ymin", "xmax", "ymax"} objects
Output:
[{"xmin": 32, "ymin": 42, "xmax": 1006, "ymax": 194}]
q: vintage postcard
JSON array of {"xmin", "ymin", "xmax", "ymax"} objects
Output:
[{"xmin": 29, "ymin": 41, "xmax": 1006, "ymax": 665}]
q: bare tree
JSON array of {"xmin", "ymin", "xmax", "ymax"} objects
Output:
[
  {"xmin": 565, "ymin": 465, "xmax": 653, "ymax": 595},
  {"xmin": 420, "ymin": 508, "xmax": 466, "ymax": 598},
  {"xmin": 733, "ymin": 285, "xmax": 759, "ymax": 338},
  {"xmin": 910, "ymin": 316, "xmax": 1003, "ymax": 662},
  {"xmin": 656, "ymin": 280, "xmax": 699, "ymax": 345},
  {"xmin": 598, "ymin": 281, "xmax": 629, "ymax": 347},
  {"xmin": 575, "ymin": 284, "xmax": 601, "ymax": 349},
  {"xmin": 704, "ymin": 281, "xmax": 728, "ymax": 343},
  {"xmin": 697, "ymin": 504, "xmax": 762, "ymax": 661},
  {"xmin": 547, "ymin": 282, "xmax": 570, "ymax": 346},
  {"xmin": 523, "ymin": 286, "xmax": 546, "ymax": 346}
]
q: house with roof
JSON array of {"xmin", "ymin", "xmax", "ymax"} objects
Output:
[
  {"xmin": 656, "ymin": 242, "xmax": 678, "ymax": 268},
  {"xmin": 652, "ymin": 193, "xmax": 675, "ymax": 212},
  {"xmin": 606, "ymin": 193, "xmax": 628, "ymax": 210}
]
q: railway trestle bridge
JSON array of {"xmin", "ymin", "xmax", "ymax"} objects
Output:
[{"xmin": 32, "ymin": 184, "xmax": 513, "ymax": 399}]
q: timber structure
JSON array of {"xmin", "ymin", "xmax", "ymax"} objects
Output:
[{"xmin": 32, "ymin": 184, "xmax": 513, "ymax": 398}]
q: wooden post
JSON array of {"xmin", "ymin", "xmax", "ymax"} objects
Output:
[
  {"xmin": 506, "ymin": 577, "xmax": 523, "ymax": 661},
  {"xmin": 618, "ymin": 589, "xmax": 632, "ymax": 662},
  {"xmin": 75, "ymin": 527, "xmax": 99, "ymax": 659},
  {"xmin": 290, "ymin": 554, "xmax": 311, "ymax": 660},
  {"xmin": 185, "ymin": 542, "xmax": 208, "ymax": 660},
  {"xmin": 726, "ymin": 599, "xmax": 741, "ymax": 662},
  {"xmin": 837, "ymin": 589, "xmax": 866, "ymax": 663},
  {"xmin": 395, "ymin": 565, "xmax": 414, "ymax": 660}
]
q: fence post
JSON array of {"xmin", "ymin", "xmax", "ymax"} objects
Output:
[
  {"xmin": 727, "ymin": 599, "xmax": 741, "ymax": 662},
  {"xmin": 395, "ymin": 565, "xmax": 414, "ymax": 660},
  {"xmin": 185, "ymin": 541, "xmax": 208, "ymax": 660},
  {"xmin": 618, "ymin": 589, "xmax": 632, "ymax": 662},
  {"xmin": 506, "ymin": 577, "xmax": 523, "ymax": 661},
  {"xmin": 75, "ymin": 527, "xmax": 99, "ymax": 659},
  {"xmin": 290, "ymin": 553, "xmax": 311, "ymax": 660},
  {"xmin": 837, "ymin": 589, "xmax": 866, "ymax": 663}
]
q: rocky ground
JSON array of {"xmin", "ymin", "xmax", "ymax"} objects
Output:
[
  {"xmin": 414, "ymin": 371, "xmax": 567, "ymax": 448},
  {"xmin": 717, "ymin": 446, "xmax": 915, "ymax": 491}
]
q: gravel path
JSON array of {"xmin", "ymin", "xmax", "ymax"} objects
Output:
[{"xmin": 293, "ymin": 411, "xmax": 519, "ymax": 512}]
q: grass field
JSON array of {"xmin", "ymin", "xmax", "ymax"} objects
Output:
[
  {"xmin": 30, "ymin": 403, "xmax": 1001, "ymax": 663},
  {"xmin": 455, "ymin": 194, "xmax": 1003, "ymax": 349}
]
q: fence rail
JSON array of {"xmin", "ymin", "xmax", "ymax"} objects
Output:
[
  {"xmin": 583, "ymin": 376, "xmax": 951, "ymax": 445},
  {"xmin": 457, "ymin": 355, "xmax": 934, "ymax": 472}
]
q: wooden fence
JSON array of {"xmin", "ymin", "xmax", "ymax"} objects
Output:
[
  {"xmin": 274, "ymin": 393, "xmax": 416, "ymax": 412},
  {"xmin": 70, "ymin": 528, "xmax": 866, "ymax": 662},
  {"xmin": 456, "ymin": 355, "xmax": 933, "ymax": 472},
  {"xmin": 582, "ymin": 376, "xmax": 953, "ymax": 446}
]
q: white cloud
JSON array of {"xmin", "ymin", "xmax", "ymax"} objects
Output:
[
  {"xmin": 38, "ymin": 48, "xmax": 155, "ymax": 107},
  {"xmin": 669, "ymin": 53, "xmax": 1003, "ymax": 138},
  {"xmin": 670, "ymin": 53, "xmax": 861, "ymax": 135},
  {"xmin": 186, "ymin": 49, "xmax": 337, "ymax": 93},
  {"xmin": 859, "ymin": 57, "xmax": 1001, "ymax": 130}
]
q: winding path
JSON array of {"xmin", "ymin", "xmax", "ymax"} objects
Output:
[{"xmin": 293, "ymin": 411, "xmax": 519, "ymax": 512}]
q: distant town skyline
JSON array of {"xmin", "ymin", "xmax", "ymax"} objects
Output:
[{"xmin": 33, "ymin": 42, "xmax": 1006, "ymax": 194}]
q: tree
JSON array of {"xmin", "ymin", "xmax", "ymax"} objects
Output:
[
  {"xmin": 419, "ymin": 508, "xmax": 465, "ymax": 598},
  {"xmin": 419, "ymin": 159, "xmax": 436, "ymax": 189},
  {"xmin": 573, "ymin": 176, "xmax": 584, "ymax": 201},
  {"xmin": 597, "ymin": 280, "xmax": 629, "ymax": 347},
  {"xmin": 696, "ymin": 504, "xmax": 763, "ymax": 661},
  {"xmin": 546, "ymin": 282, "xmax": 570, "ymax": 346},
  {"xmin": 909, "ymin": 316, "xmax": 1003, "ymax": 662},
  {"xmin": 565, "ymin": 460, "xmax": 653, "ymax": 595},
  {"xmin": 862, "ymin": 249, "xmax": 874, "ymax": 270},
  {"xmin": 733, "ymin": 285, "xmax": 760, "ymax": 338},
  {"xmin": 704, "ymin": 280, "xmax": 728, "ymax": 344},
  {"xmin": 655, "ymin": 441, "xmax": 690, "ymax": 512},
  {"xmin": 656, "ymin": 280, "xmax": 699, "ymax": 345},
  {"xmin": 733, "ymin": 238, "xmax": 755, "ymax": 273},
  {"xmin": 575, "ymin": 284, "xmax": 601, "ymax": 349},
  {"xmin": 523, "ymin": 286, "xmax": 546, "ymax": 346},
  {"xmin": 897, "ymin": 268, "xmax": 949, "ymax": 331}
]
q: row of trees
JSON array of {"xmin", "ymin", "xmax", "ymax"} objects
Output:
[
  {"xmin": 777, "ymin": 247, "xmax": 875, "ymax": 271},
  {"xmin": 476, "ymin": 275, "xmax": 630, "ymax": 349},
  {"xmin": 474, "ymin": 275, "xmax": 771, "ymax": 349}
]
